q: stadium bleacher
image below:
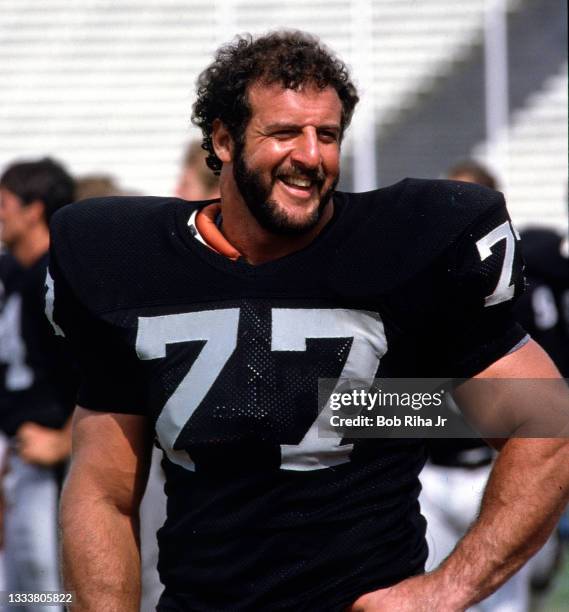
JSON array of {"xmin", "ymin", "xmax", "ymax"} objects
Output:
[
  {"xmin": 476, "ymin": 63, "xmax": 568, "ymax": 229},
  {"xmin": 0, "ymin": 0, "xmax": 566, "ymax": 228}
]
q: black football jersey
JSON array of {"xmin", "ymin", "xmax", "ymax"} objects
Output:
[
  {"xmin": 0, "ymin": 251, "xmax": 76, "ymax": 436},
  {"xmin": 515, "ymin": 228, "xmax": 569, "ymax": 376},
  {"xmin": 48, "ymin": 179, "xmax": 526, "ymax": 611}
]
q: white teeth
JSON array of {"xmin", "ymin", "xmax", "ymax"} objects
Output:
[{"xmin": 282, "ymin": 176, "xmax": 312, "ymax": 188}]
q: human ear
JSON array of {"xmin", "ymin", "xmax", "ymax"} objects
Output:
[
  {"xmin": 26, "ymin": 200, "xmax": 47, "ymax": 225},
  {"xmin": 211, "ymin": 119, "xmax": 234, "ymax": 163}
]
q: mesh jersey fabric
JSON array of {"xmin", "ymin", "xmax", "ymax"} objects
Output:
[{"xmin": 48, "ymin": 178, "xmax": 527, "ymax": 610}]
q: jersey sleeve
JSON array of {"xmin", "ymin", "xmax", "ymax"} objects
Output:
[
  {"xmin": 429, "ymin": 190, "xmax": 528, "ymax": 378},
  {"xmin": 47, "ymin": 237, "xmax": 147, "ymax": 416},
  {"xmin": 36, "ymin": 263, "xmax": 79, "ymax": 420}
]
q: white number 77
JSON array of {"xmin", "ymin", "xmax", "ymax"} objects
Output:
[{"xmin": 136, "ymin": 308, "xmax": 387, "ymax": 472}]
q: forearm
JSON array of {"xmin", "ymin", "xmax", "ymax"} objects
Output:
[
  {"xmin": 434, "ymin": 438, "xmax": 569, "ymax": 609},
  {"xmin": 61, "ymin": 475, "xmax": 141, "ymax": 612}
]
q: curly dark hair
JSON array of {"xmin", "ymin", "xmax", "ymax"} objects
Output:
[{"xmin": 192, "ymin": 30, "xmax": 359, "ymax": 174}]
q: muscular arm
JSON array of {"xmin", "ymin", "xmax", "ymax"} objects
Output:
[
  {"xmin": 61, "ymin": 407, "xmax": 152, "ymax": 612},
  {"xmin": 351, "ymin": 340, "xmax": 569, "ymax": 611},
  {"xmin": 437, "ymin": 340, "xmax": 569, "ymax": 607}
]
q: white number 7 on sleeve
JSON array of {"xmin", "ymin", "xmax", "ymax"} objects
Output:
[{"xmin": 476, "ymin": 221, "xmax": 518, "ymax": 307}]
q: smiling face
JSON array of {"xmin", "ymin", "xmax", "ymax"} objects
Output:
[{"xmin": 228, "ymin": 82, "xmax": 342, "ymax": 235}]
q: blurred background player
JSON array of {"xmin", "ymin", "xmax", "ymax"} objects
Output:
[
  {"xmin": 446, "ymin": 160, "xmax": 499, "ymax": 190},
  {"xmin": 0, "ymin": 248, "xmax": 22, "ymax": 595},
  {"xmin": 75, "ymin": 174, "xmax": 128, "ymax": 201},
  {"xmin": 421, "ymin": 160, "xmax": 568, "ymax": 612},
  {"xmin": 74, "ymin": 174, "xmax": 140, "ymax": 201},
  {"xmin": 515, "ymin": 225, "xmax": 568, "ymax": 378},
  {"xmin": 174, "ymin": 140, "xmax": 220, "ymax": 201},
  {"xmin": 0, "ymin": 158, "xmax": 76, "ymax": 611}
]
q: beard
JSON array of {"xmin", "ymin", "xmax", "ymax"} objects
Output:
[{"xmin": 232, "ymin": 146, "xmax": 337, "ymax": 236}]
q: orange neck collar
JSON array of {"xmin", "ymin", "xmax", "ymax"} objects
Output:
[{"xmin": 194, "ymin": 203, "xmax": 241, "ymax": 261}]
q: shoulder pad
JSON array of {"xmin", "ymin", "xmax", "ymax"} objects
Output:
[
  {"xmin": 50, "ymin": 196, "xmax": 195, "ymax": 312},
  {"xmin": 333, "ymin": 179, "xmax": 507, "ymax": 292}
]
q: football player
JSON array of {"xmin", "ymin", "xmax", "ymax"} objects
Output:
[
  {"xmin": 515, "ymin": 226, "xmax": 568, "ymax": 377},
  {"xmin": 50, "ymin": 32, "xmax": 569, "ymax": 611},
  {"xmin": 0, "ymin": 158, "xmax": 77, "ymax": 611}
]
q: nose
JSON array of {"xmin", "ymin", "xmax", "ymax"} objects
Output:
[{"xmin": 290, "ymin": 128, "xmax": 320, "ymax": 170}]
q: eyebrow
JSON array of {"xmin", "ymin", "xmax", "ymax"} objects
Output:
[{"xmin": 263, "ymin": 123, "xmax": 341, "ymax": 133}]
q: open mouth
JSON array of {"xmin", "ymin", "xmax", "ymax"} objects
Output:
[{"xmin": 277, "ymin": 175, "xmax": 319, "ymax": 198}]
